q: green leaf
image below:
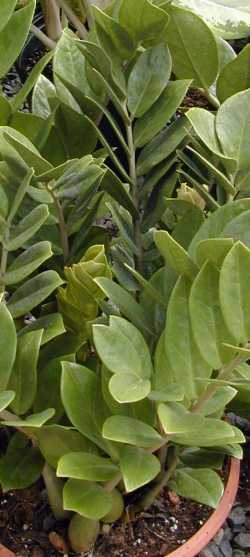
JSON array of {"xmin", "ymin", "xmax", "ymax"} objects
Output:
[
  {"xmin": 93, "ymin": 6, "xmax": 135, "ymax": 60},
  {"xmin": 158, "ymin": 402, "xmax": 235, "ymax": 446},
  {"xmin": 35, "ymin": 355, "xmax": 74, "ymax": 423},
  {"xmin": 103, "ymin": 415, "xmax": 164, "ymax": 449},
  {"xmin": 0, "ymin": 127, "xmax": 52, "ymax": 174},
  {"xmin": 0, "ymin": 94, "xmax": 11, "ymax": 126},
  {"xmin": 220, "ymin": 242, "xmax": 250, "ymax": 344},
  {"xmin": 61, "ymin": 362, "xmax": 111, "ymax": 453},
  {"xmin": 8, "ymin": 271, "xmax": 64, "ymax": 318},
  {"xmin": 174, "ymin": 0, "xmax": 250, "ymax": 40},
  {"xmin": 180, "ymin": 448, "xmax": 225, "ymax": 469},
  {"xmin": 58, "ymin": 452, "xmax": 119, "ymax": 481},
  {"xmin": 127, "ymin": 44, "xmax": 172, "ymax": 119},
  {"xmin": 18, "ymin": 313, "xmax": 65, "ymax": 346},
  {"xmin": 217, "ymin": 45, "xmax": 250, "ymax": 103},
  {"xmin": 186, "ymin": 146, "xmax": 235, "ymax": 195},
  {"xmin": 119, "ymin": 446, "xmax": 160, "ymax": 492},
  {"xmin": 3, "ymin": 409, "xmax": 55, "ymax": 428},
  {"xmin": 0, "ymin": 0, "xmax": 35, "ymax": 78},
  {"xmin": 220, "ymin": 210, "xmax": 250, "ymax": 250},
  {"xmin": 0, "ymin": 434, "xmax": 44, "ymax": 493},
  {"xmin": 37, "ymin": 425, "xmax": 94, "ymax": 468},
  {"xmin": 109, "ymin": 373, "xmax": 151, "ymax": 404},
  {"xmin": 216, "ymin": 89, "xmax": 250, "ymax": 171},
  {"xmin": 195, "ymin": 238, "xmax": 234, "ymax": 267},
  {"xmin": 201, "ymin": 386, "xmax": 237, "ymax": 416},
  {"xmin": 63, "ymin": 479, "xmax": 112, "ymax": 520},
  {"xmin": 11, "ymin": 50, "xmax": 54, "ymax": 113},
  {"xmin": 165, "ymin": 277, "xmax": 212, "ymax": 400},
  {"xmin": 119, "ymin": 0, "xmax": 169, "ymax": 43},
  {"xmin": 0, "ymin": 0, "xmax": 17, "ymax": 32},
  {"xmin": 137, "ymin": 117, "xmax": 189, "ymax": 176},
  {"xmin": 8, "ymin": 330, "xmax": 42, "ymax": 415},
  {"xmin": 154, "ymin": 229, "xmax": 198, "ymax": 279},
  {"xmin": 189, "ymin": 262, "xmax": 236, "ymax": 369},
  {"xmin": 0, "ymin": 304, "xmax": 17, "ymax": 391},
  {"xmin": 95, "ymin": 278, "xmax": 154, "ymax": 335},
  {"xmin": 169, "ymin": 467, "xmax": 223, "ymax": 508},
  {"xmin": 32, "ymin": 75, "xmax": 57, "ymax": 119},
  {"xmin": 166, "ymin": 4, "xmax": 219, "ymax": 88},
  {"xmin": 134, "ymin": 79, "xmax": 191, "ymax": 148},
  {"xmin": 3, "ymin": 242, "xmax": 52, "ymax": 285},
  {"xmin": 7, "ymin": 205, "xmax": 49, "ymax": 251}
]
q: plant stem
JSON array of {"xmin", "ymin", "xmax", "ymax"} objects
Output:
[
  {"xmin": 125, "ymin": 116, "xmax": 144, "ymax": 274},
  {"xmin": 55, "ymin": 0, "xmax": 88, "ymax": 38},
  {"xmin": 42, "ymin": 0, "xmax": 63, "ymax": 41},
  {"xmin": 46, "ymin": 186, "xmax": 69, "ymax": 263},
  {"xmin": 104, "ymin": 473, "xmax": 122, "ymax": 493},
  {"xmin": 202, "ymin": 88, "xmax": 220, "ymax": 110},
  {"xmin": 191, "ymin": 345, "xmax": 250, "ymax": 414},
  {"xmin": 138, "ymin": 451, "xmax": 180, "ymax": 511},
  {"xmin": 31, "ymin": 24, "xmax": 57, "ymax": 50},
  {"xmin": 81, "ymin": 0, "xmax": 94, "ymax": 28}
]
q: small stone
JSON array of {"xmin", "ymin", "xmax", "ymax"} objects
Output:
[
  {"xmin": 199, "ymin": 549, "xmax": 214, "ymax": 557},
  {"xmin": 232, "ymin": 552, "xmax": 245, "ymax": 557},
  {"xmin": 228, "ymin": 507, "xmax": 246, "ymax": 530},
  {"xmin": 200, "ymin": 543, "xmax": 222, "ymax": 557},
  {"xmin": 49, "ymin": 532, "xmax": 69, "ymax": 554},
  {"xmin": 234, "ymin": 532, "xmax": 250, "ymax": 550},
  {"xmin": 213, "ymin": 529, "xmax": 224, "ymax": 545},
  {"xmin": 223, "ymin": 524, "xmax": 233, "ymax": 541},
  {"xmin": 220, "ymin": 540, "xmax": 232, "ymax": 557},
  {"xmin": 246, "ymin": 516, "xmax": 250, "ymax": 530}
]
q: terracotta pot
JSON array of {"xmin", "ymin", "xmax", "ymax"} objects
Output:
[{"xmin": 0, "ymin": 458, "xmax": 240, "ymax": 557}]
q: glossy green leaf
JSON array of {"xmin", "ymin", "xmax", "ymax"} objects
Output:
[
  {"xmin": 0, "ymin": 0, "xmax": 35, "ymax": 78},
  {"xmin": 11, "ymin": 51, "xmax": 54, "ymax": 113},
  {"xmin": 0, "ymin": 391, "xmax": 14, "ymax": 412},
  {"xmin": 3, "ymin": 409, "xmax": 55, "ymax": 428},
  {"xmin": 63, "ymin": 479, "xmax": 112, "ymax": 519},
  {"xmin": 3, "ymin": 242, "xmax": 52, "ymax": 285},
  {"xmin": 174, "ymin": 0, "xmax": 250, "ymax": 40},
  {"xmin": 148, "ymin": 386, "xmax": 184, "ymax": 402},
  {"xmin": 180, "ymin": 448, "xmax": 225, "ymax": 469},
  {"xmin": 0, "ymin": 434, "xmax": 43, "ymax": 493},
  {"xmin": 35, "ymin": 355, "xmax": 74, "ymax": 423},
  {"xmin": 58, "ymin": 452, "xmax": 119, "ymax": 481},
  {"xmin": 221, "ymin": 210, "xmax": 250, "ymax": 250},
  {"xmin": 169, "ymin": 467, "xmax": 223, "ymax": 508},
  {"xmin": 134, "ymin": 79, "xmax": 191, "ymax": 148},
  {"xmin": 137, "ymin": 117, "xmax": 189, "ymax": 176},
  {"xmin": 216, "ymin": 89, "xmax": 250, "ymax": 171},
  {"xmin": 195, "ymin": 238, "xmax": 234, "ymax": 267},
  {"xmin": 0, "ymin": 0, "xmax": 17, "ymax": 32},
  {"xmin": 95, "ymin": 278, "xmax": 154, "ymax": 335},
  {"xmin": 119, "ymin": 0, "xmax": 169, "ymax": 43},
  {"xmin": 201, "ymin": 386, "xmax": 237, "ymax": 416},
  {"xmin": 0, "ymin": 127, "xmax": 52, "ymax": 174},
  {"xmin": 119, "ymin": 446, "xmax": 160, "ymax": 492},
  {"xmin": 8, "ymin": 330, "xmax": 42, "ymax": 415},
  {"xmin": 8, "ymin": 271, "xmax": 64, "ymax": 318},
  {"xmin": 220, "ymin": 242, "xmax": 250, "ymax": 343},
  {"xmin": 127, "ymin": 44, "xmax": 172, "ymax": 119},
  {"xmin": 154, "ymin": 229, "xmax": 198, "ymax": 279},
  {"xmin": 7, "ymin": 205, "xmax": 49, "ymax": 251},
  {"xmin": 37, "ymin": 425, "xmax": 94, "ymax": 468},
  {"xmin": 165, "ymin": 277, "xmax": 212, "ymax": 400},
  {"xmin": 103, "ymin": 415, "xmax": 164, "ymax": 449},
  {"xmin": 93, "ymin": 6, "xmax": 135, "ymax": 60},
  {"xmin": 166, "ymin": 4, "xmax": 219, "ymax": 88},
  {"xmin": 190, "ymin": 262, "xmax": 236, "ymax": 369},
  {"xmin": 18, "ymin": 313, "xmax": 65, "ymax": 346},
  {"xmin": 0, "ymin": 304, "xmax": 17, "ymax": 391},
  {"xmin": 109, "ymin": 373, "xmax": 151, "ymax": 403},
  {"xmin": 217, "ymin": 45, "xmax": 250, "ymax": 102},
  {"xmin": 32, "ymin": 75, "xmax": 57, "ymax": 119}
]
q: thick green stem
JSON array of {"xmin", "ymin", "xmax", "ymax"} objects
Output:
[
  {"xmin": 42, "ymin": 0, "xmax": 62, "ymax": 41},
  {"xmin": 31, "ymin": 24, "xmax": 57, "ymax": 50},
  {"xmin": 56, "ymin": 0, "xmax": 88, "ymax": 38},
  {"xmin": 202, "ymin": 88, "xmax": 220, "ymax": 110},
  {"xmin": 43, "ymin": 463, "xmax": 70, "ymax": 519},
  {"xmin": 138, "ymin": 451, "xmax": 180, "ymax": 511},
  {"xmin": 81, "ymin": 0, "xmax": 94, "ymax": 28},
  {"xmin": 125, "ymin": 118, "xmax": 144, "ymax": 274}
]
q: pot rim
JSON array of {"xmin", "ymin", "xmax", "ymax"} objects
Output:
[{"xmin": 0, "ymin": 457, "xmax": 240, "ymax": 557}]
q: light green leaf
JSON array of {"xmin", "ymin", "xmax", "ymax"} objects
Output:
[
  {"xmin": 103, "ymin": 415, "xmax": 164, "ymax": 449},
  {"xmin": 119, "ymin": 0, "xmax": 169, "ymax": 43},
  {"xmin": 201, "ymin": 386, "xmax": 237, "ymax": 416},
  {"xmin": 148, "ymin": 386, "xmax": 184, "ymax": 402},
  {"xmin": 134, "ymin": 79, "xmax": 191, "ymax": 148},
  {"xmin": 0, "ymin": 304, "xmax": 17, "ymax": 391},
  {"xmin": 216, "ymin": 89, "xmax": 250, "ymax": 171},
  {"xmin": 119, "ymin": 446, "xmax": 160, "ymax": 492},
  {"xmin": 1, "ymin": 128, "xmax": 52, "ymax": 174},
  {"xmin": 109, "ymin": 373, "xmax": 151, "ymax": 403},
  {"xmin": 169, "ymin": 467, "xmax": 223, "ymax": 508},
  {"xmin": 0, "ymin": 434, "xmax": 44, "ymax": 493},
  {"xmin": 58, "ymin": 452, "xmax": 119, "ymax": 481},
  {"xmin": 0, "ymin": 0, "xmax": 17, "ymax": 32},
  {"xmin": 93, "ymin": 6, "xmax": 135, "ymax": 60},
  {"xmin": 217, "ymin": 45, "xmax": 250, "ymax": 102},
  {"xmin": 11, "ymin": 51, "xmax": 54, "ymax": 113},
  {"xmin": 128, "ymin": 44, "xmax": 172, "ymax": 119},
  {"xmin": 37, "ymin": 425, "xmax": 94, "ymax": 469},
  {"xmin": 8, "ymin": 330, "xmax": 42, "ymax": 415},
  {"xmin": 137, "ymin": 117, "xmax": 189, "ymax": 176},
  {"xmin": 18, "ymin": 313, "xmax": 65, "ymax": 346},
  {"xmin": 154, "ymin": 229, "xmax": 198, "ymax": 279},
  {"xmin": 189, "ymin": 262, "xmax": 236, "ymax": 369},
  {"xmin": 165, "ymin": 277, "xmax": 212, "ymax": 400},
  {"xmin": 166, "ymin": 4, "xmax": 219, "ymax": 88},
  {"xmin": 63, "ymin": 479, "xmax": 112, "ymax": 519},
  {"xmin": 32, "ymin": 75, "xmax": 57, "ymax": 119},
  {"xmin": 7, "ymin": 205, "xmax": 49, "ymax": 251},
  {"xmin": 221, "ymin": 210, "xmax": 250, "ymax": 250},
  {"xmin": 173, "ymin": 0, "xmax": 250, "ymax": 40},
  {"xmin": 3, "ymin": 242, "xmax": 52, "ymax": 285},
  {"xmin": 195, "ymin": 238, "xmax": 234, "ymax": 267},
  {"xmin": 220, "ymin": 242, "xmax": 250, "ymax": 343},
  {"xmin": 8, "ymin": 271, "xmax": 64, "ymax": 318},
  {"xmin": 0, "ymin": 0, "xmax": 36, "ymax": 78},
  {"xmin": 3, "ymin": 409, "xmax": 55, "ymax": 428},
  {"xmin": 0, "ymin": 391, "xmax": 15, "ymax": 412}
]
